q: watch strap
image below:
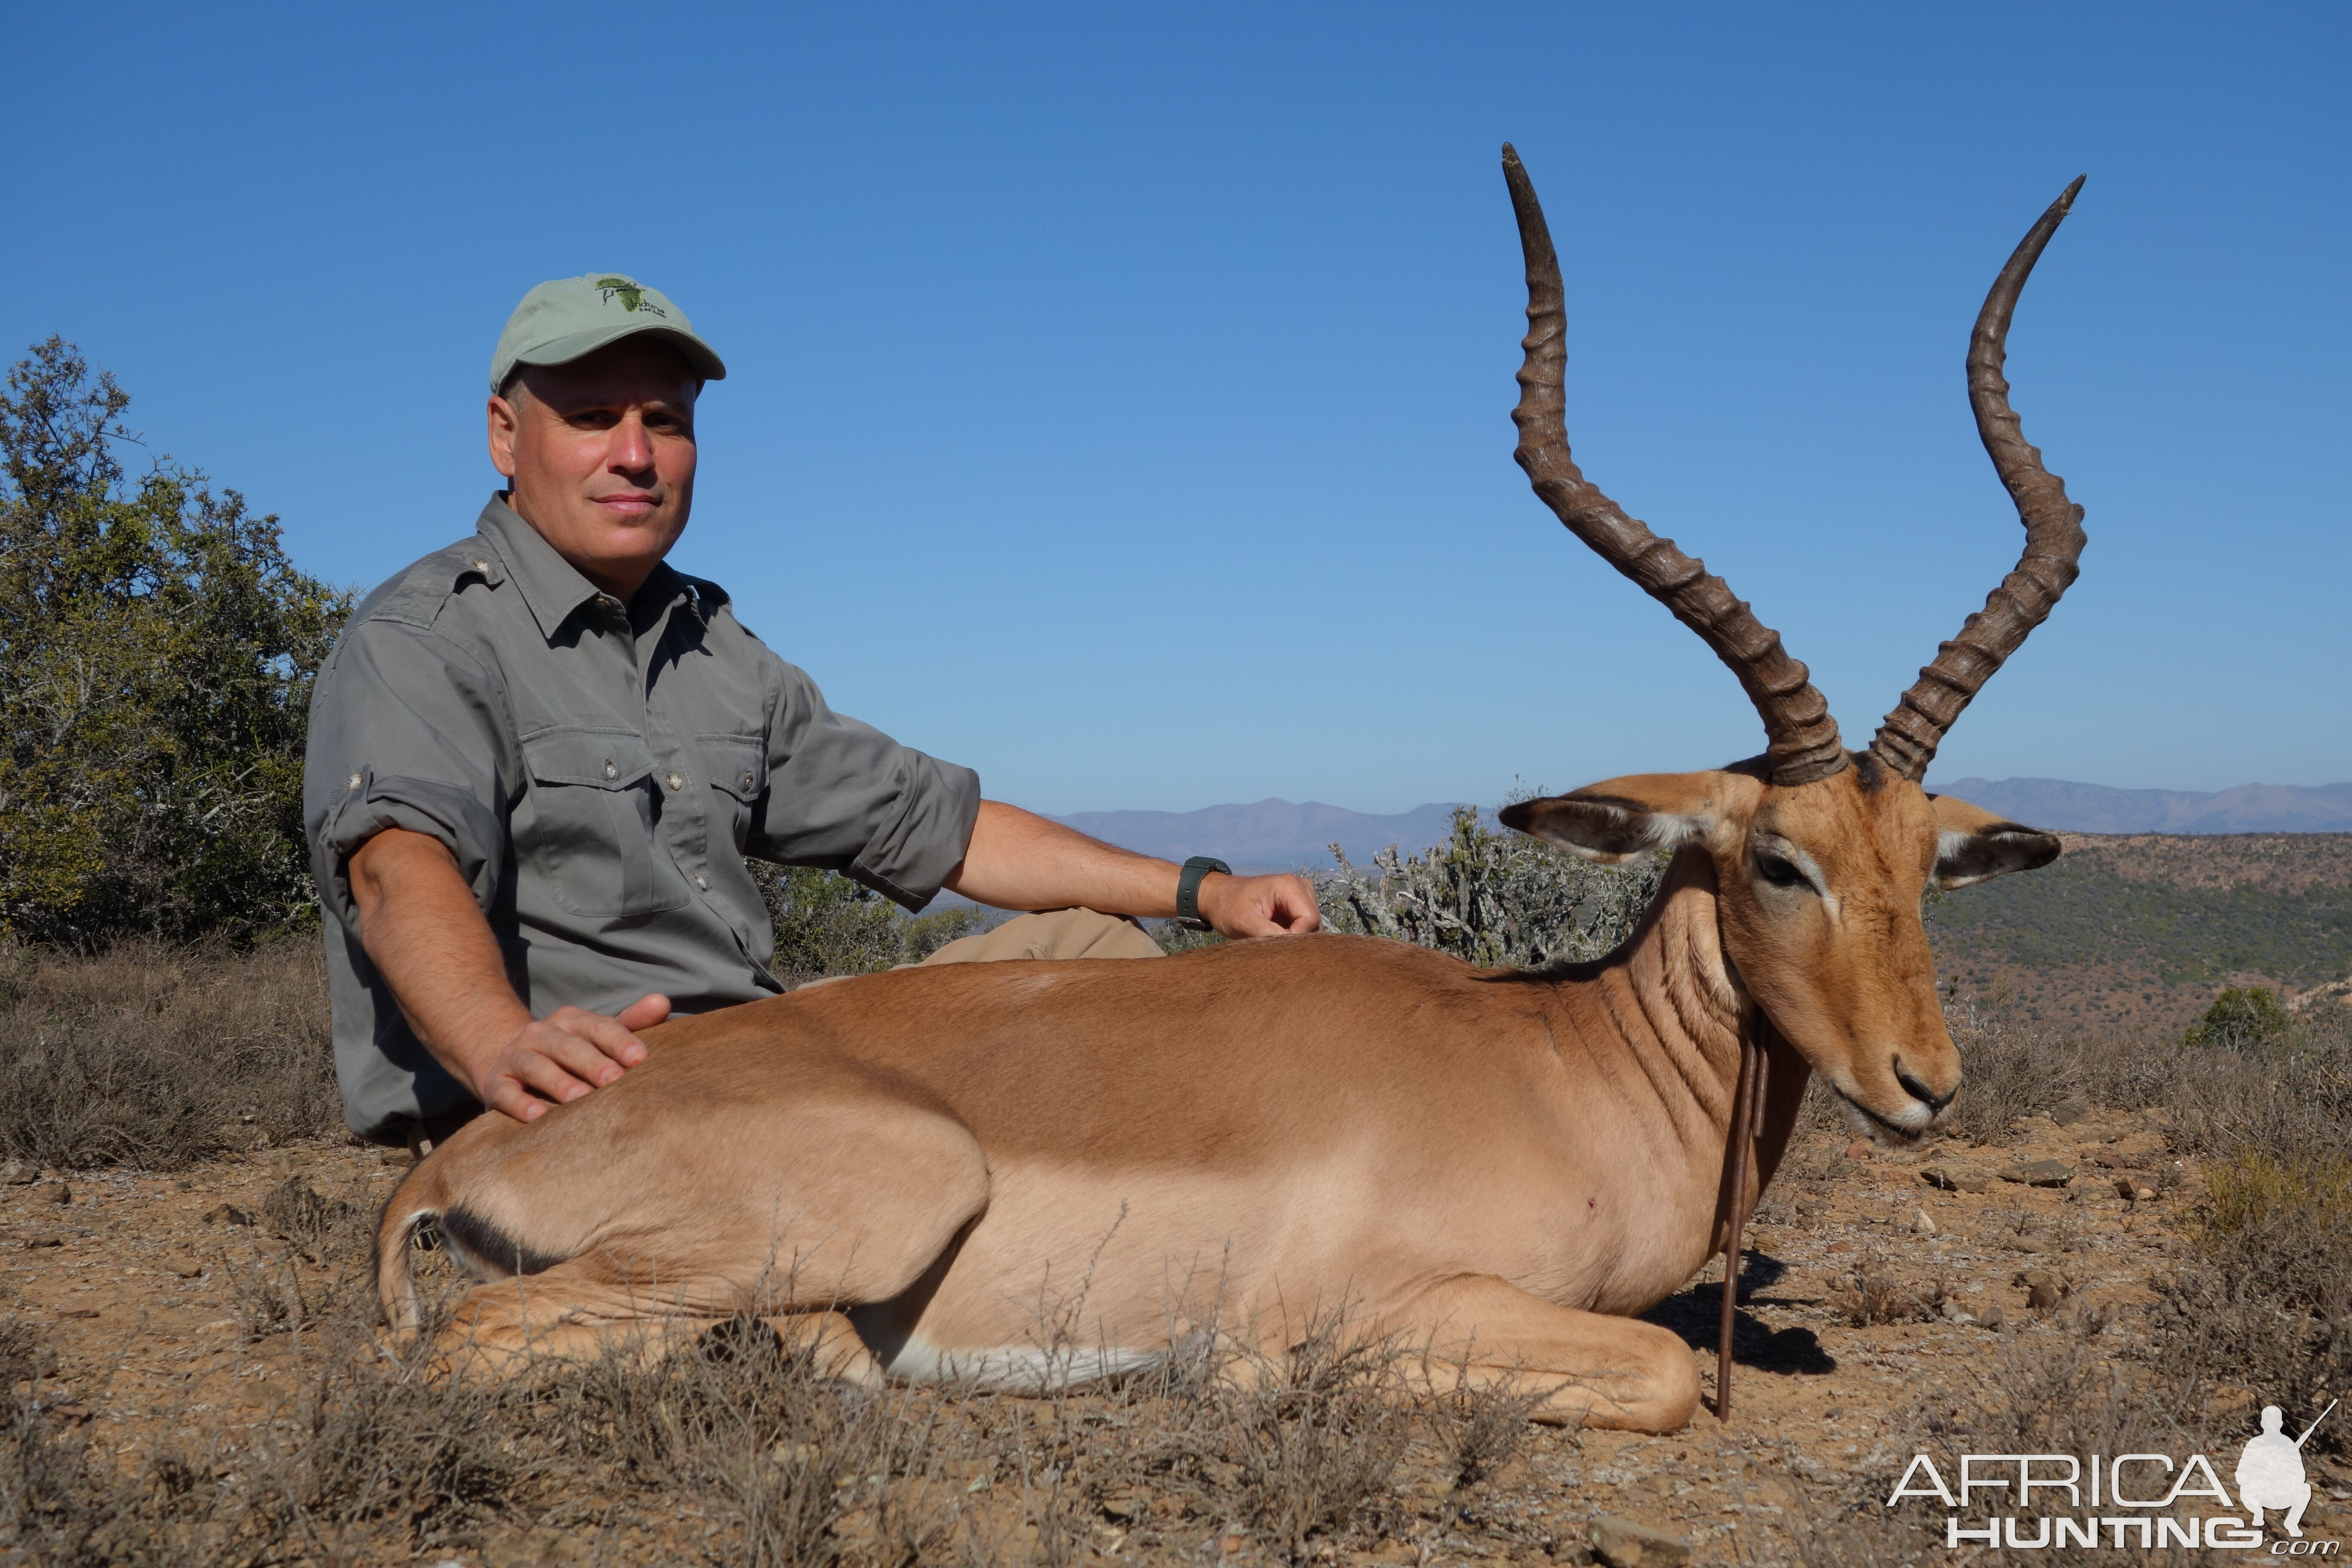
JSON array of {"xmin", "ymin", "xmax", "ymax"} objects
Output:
[{"xmin": 1175, "ymin": 856, "xmax": 1231, "ymax": 930}]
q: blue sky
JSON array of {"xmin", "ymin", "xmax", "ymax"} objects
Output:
[{"xmin": 6, "ymin": 3, "xmax": 2345, "ymax": 813}]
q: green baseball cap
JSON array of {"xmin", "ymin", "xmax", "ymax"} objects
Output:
[{"xmin": 488, "ymin": 273, "xmax": 727, "ymax": 392}]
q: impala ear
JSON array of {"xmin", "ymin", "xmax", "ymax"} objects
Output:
[
  {"xmin": 1499, "ymin": 772, "xmax": 1758, "ymax": 866},
  {"xmin": 1929, "ymin": 793, "xmax": 2061, "ymax": 889}
]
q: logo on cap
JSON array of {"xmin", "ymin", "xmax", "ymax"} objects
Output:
[{"xmin": 594, "ymin": 277, "xmax": 668, "ymax": 317}]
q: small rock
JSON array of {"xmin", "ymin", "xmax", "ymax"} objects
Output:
[
  {"xmin": 1921, "ymin": 1167, "xmax": 1957, "ymax": 1191},
  {"xmin": 0, "ymin": 1160, "xmax": 36, "ymax": 1185},
  {"xmin": 1976, "ymin": 1302, "xmax": 2007, "ymax": 1331},
  {"xmin": 1952, "ymin": 1172, "xmax": 1991, "ymax": 1193},
  {"xmin": 1845, "ymin": 1140, "xmax": 1873, "ymax": 1160},
  {"xmin": 2050, "ymin": 1097, "xmax": 2092, "ymax": 1127},
  {"xmin": 2016, "ymin": 1268, "xmax": 2071, "ymax": 1310},
  {"xmin": 54, "ymin": 1308, "xmax": 98, "ymax": 1320},
  {"xmin": 1590, "ymin": 1514, "xmax": 1692, "ymax": 1568},
  {"xmin": 48, "ymin": 1183, "xmax": 72, "ymax": 1205},
  {"xmin": 2132, "ymin": 1184, "xmax": 2157, "ymax": 1202},
  {"xmin": 202, "ymin": 1204, "xmax": 254, "ymax": 1228},
  {"xmin": 2003, "ymin": 1159, "xmax": 2074, "ymax": 1188},
  {"xmin": 1912, "ymin": 1210, "xmax": 1938, "ymax": 1236},
  {"xmin": 1940, "ymin": 1298, "xmax": 1973, "ymax": 1324}
]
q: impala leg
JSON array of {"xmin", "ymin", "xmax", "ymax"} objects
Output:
[
  {"xmin": 1382, "ymin": 1275, "xmax": 1701, "ymax": 1433},
  {"xmin": 423, "ymin": 1260, "xmax": 889, "ymax": 1385}
]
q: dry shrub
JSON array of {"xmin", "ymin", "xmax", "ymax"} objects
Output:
[
  {"xmin": 1829, "ymin": 1252, "xmax": 1934, "ymax": 1329},
  {"xmin": 1415, "ymin": 1359, "xmax": 1549, "ymax": 1492},
  {"xmin": 0, "ymin": 935, "xmax": 336, "ymax": 1169},
  {"xmin": 259, "ymin": 1176, "xmax": 368, "ymax": 1267},
  {"xmin": 1941, "ymin": 999, "xmax": 2095, "ymax": 1143},
  {"xmin": 1179, "ymin": 1318, "xmax": 1412, "ymax": 1553},
  {"xmin": 559, "ymin": 1312, "xmax": 902, "ymax": 1568},
  {"xmin": 2201, "ymin": 1147, "xmax": 2352, "ymax": 1245}
]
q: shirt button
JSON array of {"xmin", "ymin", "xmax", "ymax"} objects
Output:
[
  {"xmin": 665, "ymin": 772, "xmax": 684, "ymax": 791},
  {"xmin": 346, "ymin": 772, "xmax": 362, "ymax": 790},
  {"xmin": 470, "ymin": 558, "xmax": 492, "ymax": 574},
  {"xmin": 603, "ymin": 760, "xmax": 617, "ymax": 780},
  {"xmin": 741, "ymin": 771, "xmax": 756, "ymax": 790},
  {"xmin": 694, "ymin": 873, "xmax": 709, "ymax": 890}
]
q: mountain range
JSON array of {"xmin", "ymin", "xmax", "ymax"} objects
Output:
[
  {"xmin": 1048, "ymin": 800, "xmax": 1465, "ymax": 871},
  {"xmin": 1926, "ymin": 778, "xmax": 2352, "ymax": 834},
  {"xmin": 1050, "ymin": 778, "xmax": 2352, "ymax": 868}
]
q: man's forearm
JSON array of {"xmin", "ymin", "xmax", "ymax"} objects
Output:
[
  {"xmin": 941, "ymin": 801, "xmax": 1322, "ymax": 937},
  {"xmin": 941, "ymin": 802, "xmax": 1187, "ymax": 916},
  {"xmin": 347, "ymin": 828, "xmax": 531, "ymax": 1086}
]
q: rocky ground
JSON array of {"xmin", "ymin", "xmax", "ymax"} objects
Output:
[{"xmin": 4, "ymin": 1100, "xmax": 2347, "ymax": 1566}]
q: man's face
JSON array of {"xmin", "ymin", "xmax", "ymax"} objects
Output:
[{"xmin": 488, "ymin": 338, "xmax": 699, "ymax": 600}]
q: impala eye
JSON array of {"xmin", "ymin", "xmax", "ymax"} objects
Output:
[{"xmin": 1755, "ymin": 853, "xmax": 1810, "ymax": 891}]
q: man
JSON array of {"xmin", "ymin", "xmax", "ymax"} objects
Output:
[{"xmin": 304, "ymin": 273, "xmax": 1320, "ymax": 1148}]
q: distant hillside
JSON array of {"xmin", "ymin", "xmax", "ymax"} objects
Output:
[
  {"xmin": 1929, "ymin": 776, "xmax": 2352, "ymax": 833},
  {"xmin": 1927, "ymin": 832, "xmax": 2352, "ymax": 1034},
  {"xmin": 1048, "ymin": 799, "xmax": 1464, "ymax": 871}
]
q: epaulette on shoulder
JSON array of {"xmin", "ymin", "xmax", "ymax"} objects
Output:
[{"xmin": 353, "ymin": 540, "xmax": 505, "ymax": 630}]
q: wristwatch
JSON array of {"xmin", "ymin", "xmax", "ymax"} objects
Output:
[{"xmin": 1174, "ymin": 856, "xmax": 1232, "ymax": 931}]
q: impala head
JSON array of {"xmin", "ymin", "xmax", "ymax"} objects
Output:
[{"xmin": 1492, "ymin": 148, "xmax": 2087, "ymax": 1140}]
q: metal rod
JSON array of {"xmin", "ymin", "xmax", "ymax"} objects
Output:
[{"xmin": 1717, "ymin": 1029, "xmax": 1763, "ymax": 1420}]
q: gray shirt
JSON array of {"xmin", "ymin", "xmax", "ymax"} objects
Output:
[{"xmin": 304, "ymin": 495, "xmax": 981, "ymax": 1141}]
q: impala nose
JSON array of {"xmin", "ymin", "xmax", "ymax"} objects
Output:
[{"xmin": 1893, "ymin": 1057, "xmax": 1957, "ymax": 1117}]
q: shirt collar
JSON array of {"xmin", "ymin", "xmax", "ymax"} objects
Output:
[{"xmin": 475, "ymin": 493, "xmax": 629, "ymax": 643}]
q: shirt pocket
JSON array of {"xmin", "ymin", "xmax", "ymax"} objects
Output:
[
  {"xmin": 517, "ymin": 728, "xmax": 686, "ymax": 919},
  {"xmin": 697, "ymin": 732, "xmax": 769, "ymax": 856}
]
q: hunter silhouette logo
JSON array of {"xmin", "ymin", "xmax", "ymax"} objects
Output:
[
  {"xmin": 1885, "ymin": 1396, "xmax": 2341, "ymax": 1551},
  {"xmin": 2240, "ymin": 1400, "xmax": 2335, "ymax": 1538},
  {"xmin": 593, "ymin": 276, "xmax": 667, "ymax": 317}
]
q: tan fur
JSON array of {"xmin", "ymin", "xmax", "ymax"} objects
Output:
[{"xmin": 379, "ymin": 768, "xmax": 2049, "ymax": 1431}]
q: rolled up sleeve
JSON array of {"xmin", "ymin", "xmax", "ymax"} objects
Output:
[
  {"xmin": 748, "ymin": 659, "xmax": 980, "ymax": 910},
  {"xmin": 303, "ymin": 621, "xmax": 511, "ymax": 930}
]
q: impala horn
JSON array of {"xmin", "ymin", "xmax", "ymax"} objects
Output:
[
  {"xmin": 1502, "ymin": 144, "xmax": 1848, "ymax": 787},
  {"xmin": 1868, "ymin": 177, "xmax": 2089, "ymax": 781}
]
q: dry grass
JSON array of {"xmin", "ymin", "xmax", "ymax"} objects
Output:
[
  {"xmin": 0, "ymin": 935, "xmax": 336, "ymax": 1170},
  {"xmin": 0, "ymin": 1256, "xmax": 1552, "ymax": 1566}
]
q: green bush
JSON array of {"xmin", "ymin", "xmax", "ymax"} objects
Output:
[
  {"xmin": 0, "ymin": 339, "xmax": 349, "ymax": 945},
  {"xmin": 753, "ymin": 863, "xmax": 989, "ymax": 984},
  {"xmin": 1314, "ymin": 802, "xmax": 1664, "ymax": 968},
  {"xmin": 2185, "ymin": 984, "xmax": 2291, "ymax": 1048}
]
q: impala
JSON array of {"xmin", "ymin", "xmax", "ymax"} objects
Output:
[{"xmin": 378, "ymin": 149, "xmax": 2086, "ymax": 1431}]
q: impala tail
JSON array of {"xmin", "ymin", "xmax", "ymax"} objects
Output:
[{"xmin": 374, "ymin": 1168, "xmax": 449, "ymax": 1336}]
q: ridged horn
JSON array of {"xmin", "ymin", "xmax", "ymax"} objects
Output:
[
  {"xmin": 1869, "ymin": 177, "xmax": 2089, "ymax": 782},
  {"xmin": 1501, "ymin": 144, "xmax": 1848, "ymax": 787}
]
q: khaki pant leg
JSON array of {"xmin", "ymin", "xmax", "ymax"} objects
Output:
[{"xmin": 918, "ymin": 907, "xmax": 1164, "ymax": 965}]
